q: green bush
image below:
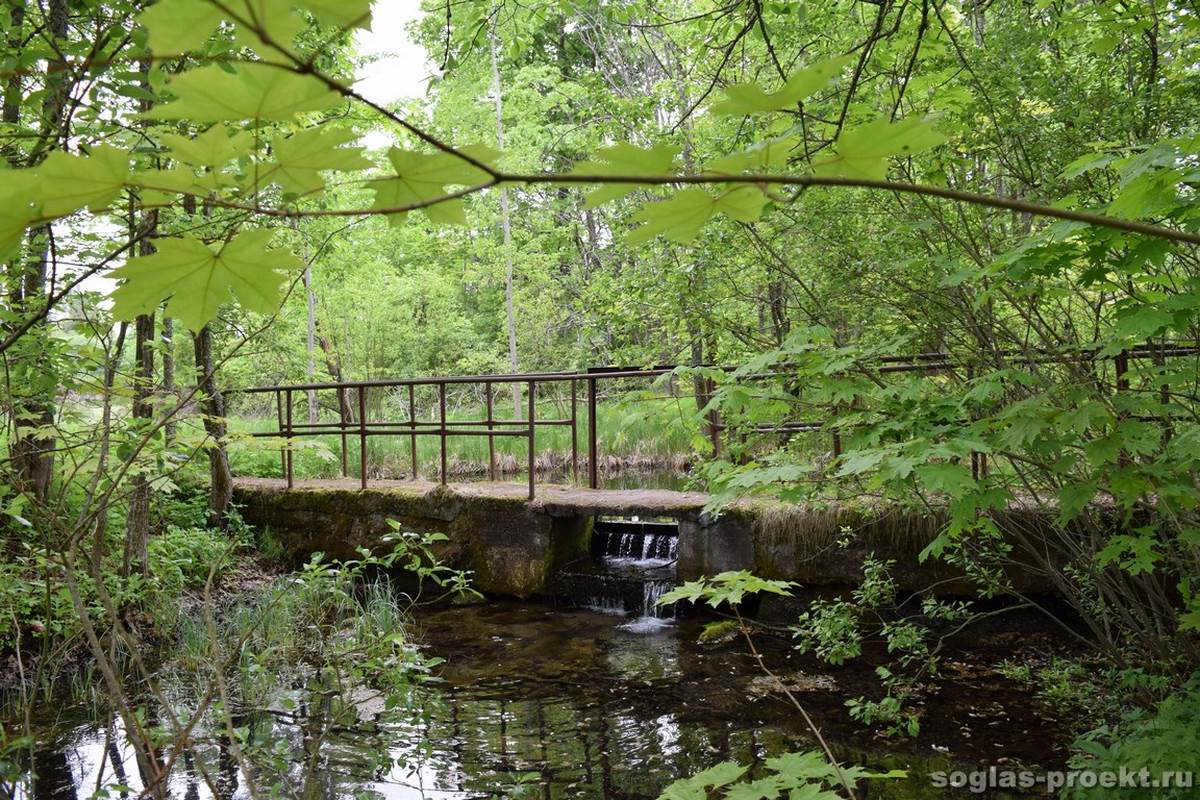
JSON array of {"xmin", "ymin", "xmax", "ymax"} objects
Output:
[{"xmin": 1065, "ymin": 675, "xmax": 1200, "ymax": 799}]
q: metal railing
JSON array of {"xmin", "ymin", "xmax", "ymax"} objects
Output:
[
  {"xmin": 227, "ymin": 344, "xmax": 1200, "ymax": 499},
  {"xmin": 229, "ymin": 366, "xmax": 712, "ymax": 498}
]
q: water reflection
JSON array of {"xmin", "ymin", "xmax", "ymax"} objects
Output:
[{"xmin": 16, "ymin": 602, "xmax": 1067, "ymax": 799}]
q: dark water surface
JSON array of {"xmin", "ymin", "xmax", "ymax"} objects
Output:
[{"xmin": 18, "ymin": 601, "xmax": 1071, "ymax": 799}]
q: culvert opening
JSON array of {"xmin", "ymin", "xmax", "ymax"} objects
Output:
[{"xmin": 551, "ymin": 515, "xmax": 680, "ymax": 628}]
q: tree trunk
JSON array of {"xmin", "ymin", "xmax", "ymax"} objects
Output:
[
  {"xmin": 490, "ymin": 10, "xmax": 521, "ymax": 417},
  {"xmin": 122, "ymin": 56, "xmax": 158, "ymax": 577},
  {"xmin": 193, "ymin": 325, "xmax": 232, "ymax": 529},
  {"xmin": 1, "ymin": 1, "xmax": 23, "ymax": 167},
  {"xmin": 8, "ymin": 0, "xmax": 68, "ymax": 505},
  {"xmin": 123, "ymin": 306, "xmax": 155, "ymax": 578},
  {"xmin": 161, "ymin": 315, "xmax": 176, "ymax": 442}
]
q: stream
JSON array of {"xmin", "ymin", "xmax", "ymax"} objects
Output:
[{"xmin": 14, "ymin": 595, "xmax": 1072, "ymax": 799}]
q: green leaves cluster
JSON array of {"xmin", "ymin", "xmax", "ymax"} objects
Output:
[
  {"xmin": 658, "ymin": 570, "xmax": 794, "ymax": 609},
  {"xmin": 110, "ymin": 229, "xmax": 301, "ymax": 331},
  {"xmin": 370, "ymin": 146, "xmax": 498, "ymax": 226},
  {"xmin": 658, "ymin": 750, "xmax": 902, "ymax": 800},
  {"xmin": 137, "ymin": 0, "xmax": 373, "ymax": 57}
]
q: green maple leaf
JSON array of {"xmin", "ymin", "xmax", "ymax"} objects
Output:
[
  {"xmin": 915, "ymin": 462, "xmax": 975, "ymax": 498},
  {"xmin": 812, "ymin": 117, "xmax": 945, "ymax": 180},
  {"xmin": 137, "ymin": 0, "xmax": 223, "ymax": 54},
  {"xmin": 261, "ymin": 126, "xmax": 372, "ymax": 195},
  {"xmin": 161, "ymin": 123, "xmax": 255, "ymax": 167},
  {"xmin": 134, "ymin": 167, "xmax": 206, "ymax": 206},
  {"xmin": 712, "ymin": 54, "xmax": 852, "ymax": 115},
  {"xmin": 0, "ymin": 174, "xmax": 42, "ymax": 258},
  {"xmin": 137, "ymin": 0, "xmax": 373, "ymax": 56},
  {"xmin": 723, "ymin": 776, "xmax": 787, "ymax": 800},
  {"xmin": 229, "ymin": 0, "xmax": 306, "ymax": 52},
  {"xmin": 570, "ymin": 142, "xmax": 679, "ymax": 207},
  {"xmin": 627, "ymin": 186, "xmax": 768, "ymax": 246},
  {"xmin": 34, "ymin": 145, "xmax": 130, "ymax": 217},
  {"xmin": 296, "ymin": 0, "xmax": 373, "ymax": 29},
  {"xmin": 144, "ymin": 63, "xmax": 341, "ymax": 123},
  {"xmin": 109, "ymin": 229, "xmax": 302, "ymax": 331},
  {"xmin": 370, "ymin": 146, "xmax": 496, "ymax": 226},
  {"xmin": 659, "ymin": 762, "xmax": 748, "ymax": 800},
  {"xmin": 707, "ymin": 134, "xmax": 798, "ymax": 174}
]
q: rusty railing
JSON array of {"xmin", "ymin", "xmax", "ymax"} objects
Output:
[{"xmin": 227, "ymin": 344, "xmax": 1199, "ymax": 499}]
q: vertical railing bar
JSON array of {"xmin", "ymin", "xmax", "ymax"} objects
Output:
[
  {"xmin": 570, "ymin": 378, "xmax": 578, "ymax": 486},
  {"xmin": 358, "ymin": 386, "xmax": 367, "ymax": 490},
  {"xmin": 439, "ymin": 382, "xmax": 447, "ymax": 485},
  {"xmin": 587, "ymin": 375, "xmax": 598, "ymax": 489},
  {"xmin": 527, "ymin": 379, "xmax": 535, "ymax": 500},
  {"xmin": 275, "ymin": 389, "xmax": 286, "ymax": 481},
  {"xmin": 338, "ymin": 387, "xmax": 348, "ymax": 478},
  {"xmin": 285, "ymin": 388, "xmax": 294, "ymax": 489},
  {"xmin": 409, "ymin": 383, "xmax": 417, "ymax": 480},
  {"xmin": 485, "ymin": 381, "xmax": 495, "ymax": 482}
]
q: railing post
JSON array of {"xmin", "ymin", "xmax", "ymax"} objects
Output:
[
  {"xmin": 408, "ymin": 383, "xmax": 417, "ymax": 480},
  {"xmin": 358, "ymin": 386, "xmax": 367, "ymax": 490},
  {"xmin": 285, "ymin": 389, "xmax": 294, "ymax": 489},
  {"xmin": 485, "ymin": 380, "xmax": 495, "ymax": 481},
  {"xmin": 275, "ymin": 389, "xmax": 286, "ymax": 481},
  {"xmin": 338, "ymin": 387, "xmax": 348, "ymax": 478},
  {"xmin": 587, "ymin": 375, "xmax": 598, "ymax": 489},
  {"xmin": 527, "ymin": 379, "xmax": 535, "ymax": 500},
  {"xmin": 439, "ymin": 382, "xmax": 447, "ymax": 485},
  {"xmin": 570, "ymin": 378, "xmax": 578, "ymax": 486}
]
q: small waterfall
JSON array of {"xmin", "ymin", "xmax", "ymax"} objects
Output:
[
  {"xmin": 552, "ymin": 517, "xmax": 679, "ymax": 631},
  {"xmin": 593, "ymin": 523, "xmax": 678, "ymax": 566},
  {"xmin": 641, "ymin": 580, "xmax": 672, "ymax": 619}
]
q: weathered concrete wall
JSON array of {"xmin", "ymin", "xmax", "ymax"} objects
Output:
[
  {"xmin": 234, "ymin": 480, "xmax": 591, "ymax": 597},
  {"xmin": 233, "ymin": 479, "xmax": 1056, "ymax": 597}
]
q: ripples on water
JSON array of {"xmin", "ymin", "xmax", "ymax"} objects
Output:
[{"xmin": 17, "ymin": 602, "xmax": 1068, "ymax": 799}]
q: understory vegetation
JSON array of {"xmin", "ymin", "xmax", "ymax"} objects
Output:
[{"xmin": 1, "ymin": 0, "xmax": 1199, "ymax": 797}]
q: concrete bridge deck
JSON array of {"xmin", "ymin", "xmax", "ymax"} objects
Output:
[{"xmin": 233, "ymin": 477, "xmax": 712, "ymax": 518}]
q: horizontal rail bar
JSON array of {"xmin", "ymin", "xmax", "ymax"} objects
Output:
[
  {"xmin": 247, "ymin": 428, "xmax": 532, "ymax": 439},
  {"xmin": 228, "ymin": 345, "xmax": 1200, "ymax": 396}
]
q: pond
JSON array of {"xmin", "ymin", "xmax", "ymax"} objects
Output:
[{"xmin": 17, "ymin": 600, "xmax": 1071, "ymax": 799}]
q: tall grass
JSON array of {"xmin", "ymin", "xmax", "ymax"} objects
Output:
[{"xmin": 227, "ymin": 392, "xmax": 700, "ymax": 481}]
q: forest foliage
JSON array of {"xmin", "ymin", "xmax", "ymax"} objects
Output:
[{"xmin": 1, "ymin": 0, "xmax": 1200, "ymax": 796}]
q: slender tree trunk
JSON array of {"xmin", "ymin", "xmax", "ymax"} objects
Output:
[
  {"xmin": 161, "ymin": 315, "xmax": 176, "ymax": 442},
  {"xmin": 123, "ymin": 305, "xmax": 155, "ymax": 578},
  {"xmin": 9, "ymin": 0, "xmax": 68, "ymax": 505},
  {"xmin": 193, "ymin": 325, "xmax": 232, "ymax": 529},
  {"xmin": 315, "ymin": 321, "xmax": 353, "ymax": 422},
  {"xmin": 1, "ymin": 2, "xmax": 23, "ymax": 166},
  {"xmin": 123, "ymin": 57, "xmax": 158, "ymax": 577},
  {"xmin": 490, "ymin": 11, "xmax": 521, "ymax": 417}
]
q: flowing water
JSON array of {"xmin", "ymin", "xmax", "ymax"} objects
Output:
[
  {"xmin": 10, "ymin": 513, "xmax": 1073, "ymax": 799},
  {"xmin": 13, "ymin": 595, "xmax": 1074, "ymax": 799}
]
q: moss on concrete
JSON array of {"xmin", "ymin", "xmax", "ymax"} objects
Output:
[{"xmin": 234, "ymin": 478, "xmax": 1057, "ymax": 598}]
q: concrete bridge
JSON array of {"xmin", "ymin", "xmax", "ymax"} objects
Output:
[
  {"xmin": 232, "ymin": 476, "xmax": 1054, "ymax": 600},
  {"xmin": 226, "ymin": 351, "xmax": 1175, "ymax": 600}
]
